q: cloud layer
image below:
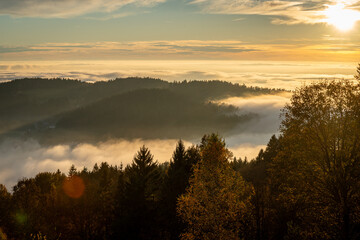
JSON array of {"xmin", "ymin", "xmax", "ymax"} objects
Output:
[
  {"xmin": 0, "ymin": 135, "xmax": 271, "ymax": 190},
  {"xmin": 191, "ymin": 0, "xmax": 360, "ymax": 25},
  {"xmin": 0, "ymin": 138, "xmax": 189, "ymax": 189},
  {"xmin": 1, "ymin": 39, "xmax": 359, "ymax": 62},
  {"xmin": 0, "ymin": 0, "xmax": 165, "ymax": 18},
  {"xmin": 0, "ymin": 60, "xmax": 356, "ymax": 89},
  {"xmin": 0, "ymin": 93, "xmax": 294, "ymax": 190},
  {"xmin": 1, "ymin": 0, "xmax": 360, "ymax": 28}
]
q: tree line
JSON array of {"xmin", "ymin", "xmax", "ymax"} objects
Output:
[
  {"xmin": 0, "ymin": 77, "xmax": 283, "ymax": 141},
  {"xmin": 1, "ymin": 79, "xmax": 360, "ymax": 240}
]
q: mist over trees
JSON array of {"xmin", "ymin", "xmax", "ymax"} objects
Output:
[
  {"xmin": 1, "ymin": 78, "xmax": 360, "ymax": 239},
  {"xmin": 0, "ymin": 77, "xmax": 283, "ymax": 144}
]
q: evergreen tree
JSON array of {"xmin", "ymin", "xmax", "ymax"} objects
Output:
[
  {"xmin": 160, "ymin": 140, "xmax": 200, "ymax": 239},
  {"xmin": 355, "ymin": 63, "xmax": 360, "ymax": 80},
  {"xmin": 236, "ymin": 135, "xmax": 283, "ymax": 240},
  {"xmin": 114, "ymin": 145, "xmax": 161, "ymax": 239},
  {"xmin": 68, "ymin": 164, "xmax": 77, "ymax": 176}
]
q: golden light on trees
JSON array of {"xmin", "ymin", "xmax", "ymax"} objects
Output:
[
  {"xmin": 272, "ymin": 80, "xmax": 360, "ymax": 239},
  {"xmin": 177, "ymin": 134, "xmax": 254, "ymax": 240}
]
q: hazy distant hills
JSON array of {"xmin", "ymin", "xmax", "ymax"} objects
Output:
[{"xmin": 0, "ymin": 77, "xmax": 284, "ymax": 144}]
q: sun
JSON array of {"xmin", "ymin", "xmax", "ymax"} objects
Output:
[{"xmin": 323, "ymin": 2, "xmax": 360, "ymax": 31}]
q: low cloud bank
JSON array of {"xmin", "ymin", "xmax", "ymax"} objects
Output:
[
  {"xmin": 0, "ymin": 137, "xmax": 271, "ymax": 190},
  {"xmin": 216, "ymin": 94, "xmax": 290, "ymax": 134},
  {"xmin": 218, "ymin": 94, "xmax": 291, "ymax": 159},
  {"xmin": 0, "ymin": 60, "xmax": 356, "ymax": 89},
  {"xmin": 0, "ymin": 138, "xmax": 191, "ymax": 190},
  {"xmin": 0, "ymin": 94, "xmax": 290, "ymax": 190}
]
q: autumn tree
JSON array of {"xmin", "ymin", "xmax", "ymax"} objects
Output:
[
  {"xmin": 270, "ymin": 80, "xmax": 360, "ymax": 239},
  {"xmin": 177, "ymin": 134, "xmax": 254, "ymax": 240}
]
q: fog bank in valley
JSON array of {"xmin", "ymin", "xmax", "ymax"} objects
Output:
[
  {"xmin": 0, "ymin": 138, "xmax": 192, "ymax": 189},
  {"xmin": 0, "ymin": 94, "xmax": 290, "ymax": 190},
  {"xmin": 217, "ymin": 94, "xmax": 290, "ymax": 154}
]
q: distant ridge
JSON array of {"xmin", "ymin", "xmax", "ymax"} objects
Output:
[{"xmin": 0, "ymin": 77, "xmax": 285, "ymax": 144}]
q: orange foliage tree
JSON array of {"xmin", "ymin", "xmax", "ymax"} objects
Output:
[{"xmin": 177, "ymin": 134, "xmax": 254, "ymax": 240}]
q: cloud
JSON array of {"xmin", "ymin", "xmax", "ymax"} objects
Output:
[
  {"xmin": 230, "ymin": 143, "xmax": 267, "ymax": 160},
  {"xmin": 0, "ymin": 0, "xmax": 165, "ymax": 18},
  {"xmin": 0, "ymin": 60, "xmax": 356, "ymax": 89},
  {"xmin": 214, "ymin": 94, "xmax": 290, "ymax": 135},
  {"xmin": 217, "ymin": 94, "xmax": 291, "ymax": 161},
  {"xmin": 0, "ymin": 46, "xmax": 50, "ymax": 54},
  {"xmin": 0, "ymin": 136, "xmax": 269, "ymax": 190},
  {"xmin": 0, "ymin": 41, "xmax": 265, "ymax": 61},
  {"xmin": 0, "ymin": 138, "xmax": 194, "ymax": 190},
  {"xmin": 153, "ymin": 42, "xmax": 257, "ymax": 53},
  {"xmin": 0, "ymin": 92, "xmax": 289, "ymax": 191},
  {"xmin": 0, "ymin": 93, "xmax": 293, "ymax": 190},
  {"xmin": 83, "ymin": 11, "xmax": 141, "ymax": 21},
  {"xmin": 5, "ymin": 91, "xmax": 354, "ymax": 190},
  {"xmin": 190, "ymin": 0, "xmax": 360, "ymax": 25},
  {"xmin": 1, "ymin": 39, "xmax": 359, "ymax": 62}
]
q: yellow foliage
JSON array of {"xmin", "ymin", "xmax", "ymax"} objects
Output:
[{"xmin": 177, "ymin": 134, "xmax": 254, "ymax": 240}]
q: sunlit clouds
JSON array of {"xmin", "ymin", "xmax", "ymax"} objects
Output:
[
  {"xmin": 0, "ymin": 1, "xmax": 360, "ymax": 63},
  {"xmin": 2, "ymin": 0, "xmax": 360, "ymax": 30},
  {"xmin": 0, "ymin": 60, "xmax": 356, "ymax": 89},
  {"xmin": 0, "ymin": 0, "xmax": 165, "ymax": 18},
  {"xmin": 0, "ymin": 1, "xmax": 359, "ymax": 65},
  {"xmin": 191, "ymin": 0, "xmax": 360, "ymax": 28},
  {"xmin": 0, "ymin": 40, "xmax": 360, "ymax": 62}
]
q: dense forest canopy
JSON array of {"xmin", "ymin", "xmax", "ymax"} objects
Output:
[
  {"xmin": 1, "ymin": 76, "xmax": 360, "ymax": 240},
  {"xmin": 0, "ymin": 77, "xmax": 284, "ymax": 143}
]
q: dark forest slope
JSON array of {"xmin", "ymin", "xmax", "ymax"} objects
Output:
[{"xmin": 0, "ymin": 77, "xmax": 284, "ymax": 143}]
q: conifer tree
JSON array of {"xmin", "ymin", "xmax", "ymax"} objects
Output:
[
  {"xmin": 115, "ymin": 145, "xmax": 161, "ymax": 239},
  {"xmin": 355, "ymin": 63, "xmax": 360, "ymax": 80},
  {"xmin": 161, "ymin": 140, "xmax": 200, "ymax": 239}
]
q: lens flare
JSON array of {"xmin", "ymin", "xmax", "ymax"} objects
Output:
[
  {"xmin": 0, "ymin": 228, "xmax": 7, "ymax": 240},
  {"xmin": 323, "ymin": 2, "xmax": 360, "ymax": 31},
  {"xmin": 62, "ymin": 176, "xmax": 85, "ymax": 199},
  {"xmin": 14, "ymin": 211, "xmax": 28, "ymax": 225}
]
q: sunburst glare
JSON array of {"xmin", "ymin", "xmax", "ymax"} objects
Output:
[{"xmin": 323, "ymin": 1, "xmax": 360, "ymax": 31}]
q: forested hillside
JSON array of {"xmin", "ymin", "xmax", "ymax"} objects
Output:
[
  {"xmin": 0, "ymin": 77, "xmax": 283, "ymax": 143},
  {"xmin": 1, "ymin": 79, "xmax": 359, "ymax": 240}
]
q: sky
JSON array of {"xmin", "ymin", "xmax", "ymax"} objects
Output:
[{"xmin": 0, "ymin": 0, "xmax": 360, "ymax": 62}]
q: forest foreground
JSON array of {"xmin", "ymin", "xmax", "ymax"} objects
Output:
[{"xmin": 1, "ymin": 72, "xmax": 360, "ymax": 239}]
